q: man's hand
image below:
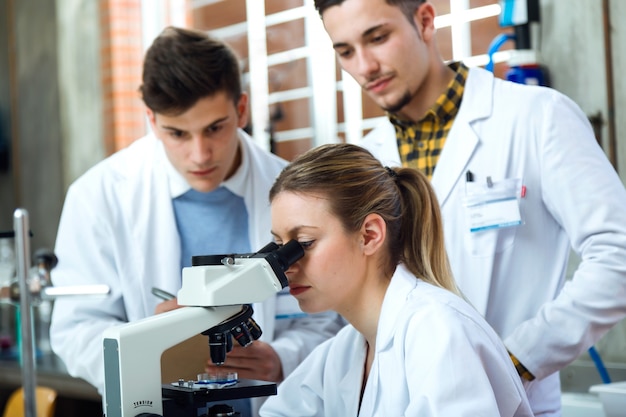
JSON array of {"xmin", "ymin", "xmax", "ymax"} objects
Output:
[
  {"xmin": 154, "ymin": 298, "xmax": 180, "ymax": 315},
  {"xmin": 205, "ymin": 340, "xmax": 283, "ymax": 383}
]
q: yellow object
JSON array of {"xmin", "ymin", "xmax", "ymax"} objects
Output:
[{"xmin": 2, "ymin": 386, "xmax": 57, "ymax": 417}]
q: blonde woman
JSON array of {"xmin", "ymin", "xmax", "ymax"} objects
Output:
[{"xmin": 261, "ymin": 143, "xmax": 532, "ymax": 417}]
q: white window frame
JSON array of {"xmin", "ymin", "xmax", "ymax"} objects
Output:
[{"xmin": 164, "ymin": 1, "xmax": 509, "ymax": 149}]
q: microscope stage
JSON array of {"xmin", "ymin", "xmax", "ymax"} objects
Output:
[{"xmin": 162, "ymin": 378, "xmax": 277, "ymax": 416}]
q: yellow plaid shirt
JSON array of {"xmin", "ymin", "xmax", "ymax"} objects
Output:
[{"xmin": 390, "ymin": 61, "xmax": 467, "ymax": 179}]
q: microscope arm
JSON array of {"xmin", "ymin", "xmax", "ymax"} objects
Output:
[{"xmin": 103, "ymin": 305, "xmax": 243, "ymax": 417}]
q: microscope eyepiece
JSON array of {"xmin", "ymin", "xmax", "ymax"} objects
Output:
[
  {"xmin": 256, "ymin": 241, "xmax": 280, "ymax": 253},
  {"xmin": 267, "ymin": 240, "xmax": 304, "ymax": 271},
  {"xmin": 253, "ymin": 239, "xmax": 303, "ymax": 289}
]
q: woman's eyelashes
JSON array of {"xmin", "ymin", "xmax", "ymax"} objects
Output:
[
  {"xmin": 272, "ymin": 238, "xmax": 314, "ymax": 249},
  {"xmin": 299, "ymin": 240, "xmax": 314, "ymax": 249}
]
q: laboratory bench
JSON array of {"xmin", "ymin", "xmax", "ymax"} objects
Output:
[{"xmin": 0, "ymin": 351, "xmax": 103, "ymax": 416}]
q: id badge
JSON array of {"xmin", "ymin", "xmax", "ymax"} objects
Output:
[{"xmin": 463, "ymin": 176, "xmax": 523, "ymax": 233}]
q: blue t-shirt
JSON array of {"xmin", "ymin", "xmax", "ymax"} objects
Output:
[{"xmin": 172, "ymin": 186, "xmax": 251, "ymax": 270}]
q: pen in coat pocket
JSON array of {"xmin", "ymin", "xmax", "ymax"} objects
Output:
[{"xmin": 151, "ymin": 287, "xmax": 176, "ymax": 301}]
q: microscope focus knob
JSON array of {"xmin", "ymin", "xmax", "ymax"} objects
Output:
[
  {"xmin": 208, "ymin": 404, "xmax": 237, "ymax": 416},
  {"xmin": 33, "ymin": 248, "xmax": 58, "ymax": 270}
]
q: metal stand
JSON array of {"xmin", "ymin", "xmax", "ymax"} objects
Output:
[
  {"xmin": 9, "ymin": 208, "xmax": 111, "ymax": 417},
  {"xmin": 14, "ymin": 208, "xmax": 37, "ymax": 417}
]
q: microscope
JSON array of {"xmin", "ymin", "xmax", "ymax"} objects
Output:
[{"xmin": 102, "ymin": 240, "xmax": 304, "ymax": 417}]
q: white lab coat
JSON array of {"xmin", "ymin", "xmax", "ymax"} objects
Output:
[
  {"xmin": 260, "ymin": 264, "xmax": 533, "ymax": 417},
  {"xmin": 49, "ymin": 130, "xmax": 344, "ymax": 415},
  {"xmin": 361, "ymin": 66, "xmax": 626, "ymax": 415}
]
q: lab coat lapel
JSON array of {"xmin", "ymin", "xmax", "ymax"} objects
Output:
[
  {"xmin": 358, "ymin": 266, "xmax": 417, "ymax": 416},
  {"xmin": 433, "ymin": 68, "xmax": 496, "ymax": 316},
  {"xmin": 431, "ymin": 120, "xmax": 478, "ymax": 207},
  {"xmin": 376, "ymin": 265, "xmax": 416, "ymax": 350},
  {"xmin": 431, "ymin": 67, "xmax": 493, "ymax": 208},
  {"xmin": 337, "ymin": 331, "xmax": 367, "ymax": 416}
]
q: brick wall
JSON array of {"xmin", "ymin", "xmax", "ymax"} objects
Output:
[{"xmin": 100, "ymin": 0, "xmax": 146, "ymax": 154}]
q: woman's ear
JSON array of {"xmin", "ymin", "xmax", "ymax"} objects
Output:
[{"xmin": 360, "ymin": 213, "xmax": 386, "ymax": 256}]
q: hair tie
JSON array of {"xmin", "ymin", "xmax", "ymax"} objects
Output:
[{"xmin": 385, "ymin": 166, "xmax": 397, "ymax": 178}]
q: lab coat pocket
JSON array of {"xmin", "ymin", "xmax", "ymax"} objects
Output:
[
  {"xmin": 464, "ymin": 222, "xmax": 517, "ymax": 256},
  {"xmin": 462, "ymin": 177, "xmax": 522, "ymax": 257}
]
